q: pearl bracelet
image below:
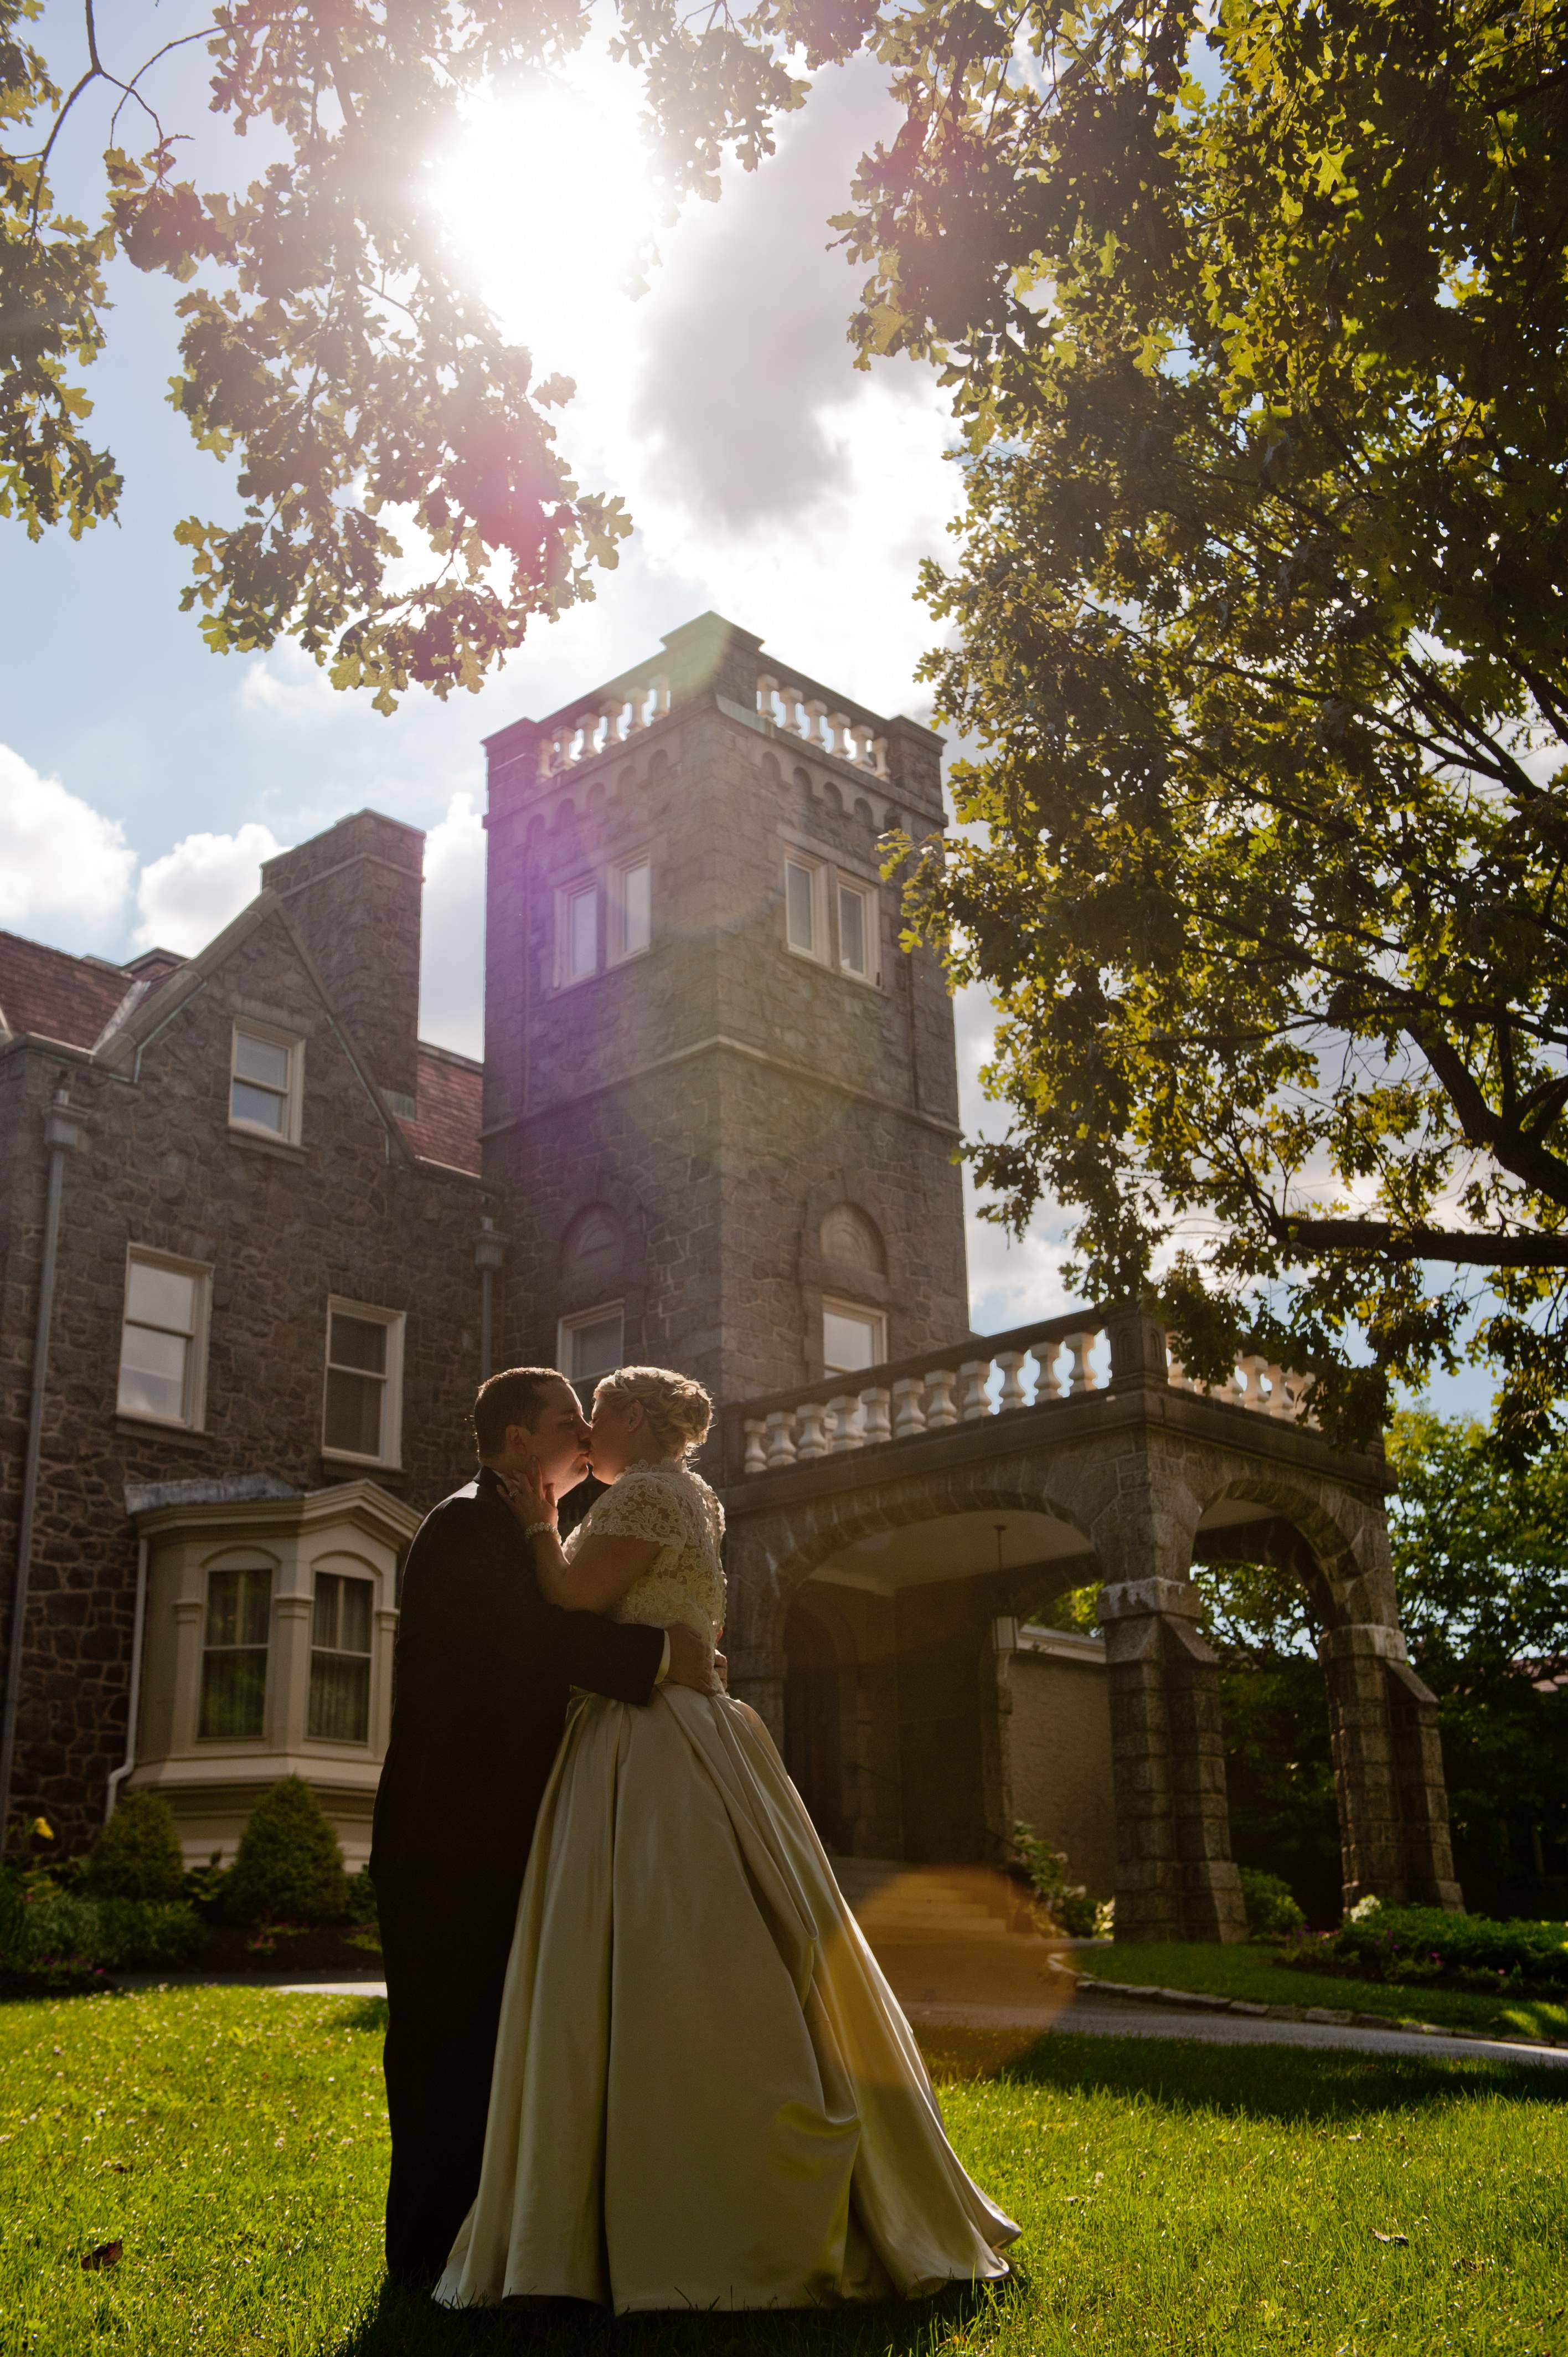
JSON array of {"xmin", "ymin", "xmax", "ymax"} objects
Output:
[{"xmin": 524, "ymin": 1520, "xmax": 556, "ymax": 1540}]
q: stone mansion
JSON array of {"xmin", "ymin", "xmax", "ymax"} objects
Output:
[{"xmin": 0, "ymin": 613, "xmax": 1462, "ymax": 1936}]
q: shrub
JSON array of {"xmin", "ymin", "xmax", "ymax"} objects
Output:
[
  {"xmin": 81, "ymin": 1790, "xmax": 185, "ymax": 1902},
  {"xmin": 1239, "ymin": 1867, "xmax": 1307, "ymax": 1939},
  {"xmin": 0, "ymin": 1874, "xmax": 207, "ymax": 1976},
  {"xmin": 342, "ymin": 1868, "xmax": 379, "ymax": 1928},
  {"xmin": 1282, "ymin": 1903, "xmax": 1568, "ymax": 1991},
  {"xmin": 224, "ymin": 1778, "xmax": 348, "ymax": 1927},
  {"xmin": 1010, "ymin": 1820, "xmax": 1100, "ymax": 1937}
]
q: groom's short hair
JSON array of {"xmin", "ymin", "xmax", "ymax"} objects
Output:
[{"xmin": 473, "ymin": 1367, "xmax": 570, "ymax": 1458}]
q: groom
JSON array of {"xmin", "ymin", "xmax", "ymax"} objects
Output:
[{"xmin": 370, "ymin": 1365, "xmax": 717, "ymax": 2284}]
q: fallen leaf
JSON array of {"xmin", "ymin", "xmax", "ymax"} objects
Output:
[
  {"xmin": 82, "ymin": 2241, "xmax": 122, "ymax": 2271},
  {"xmin": 1372, "ymin": 2230, "xmax": 1410, "ymax": 2247}
]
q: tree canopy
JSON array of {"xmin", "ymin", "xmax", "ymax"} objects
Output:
[{"xmin": 842, "ymin": 0, "xmax": 1568, "ymax": 1439}]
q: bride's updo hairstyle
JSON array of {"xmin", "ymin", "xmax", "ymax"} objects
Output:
[{"xmin": 595, "ymin": 1365, "xmax": 713, "ymax": 1461}]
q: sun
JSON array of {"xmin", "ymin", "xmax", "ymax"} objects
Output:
[{"xmin": 432, "ymin": 59, "xmax": 664, "ymax": 384}]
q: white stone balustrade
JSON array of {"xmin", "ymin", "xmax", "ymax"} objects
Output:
[
  {"xmin": 737, "ymin": 1314, "xmax": 1318, "ymax": 1475},
  {"xmin": 538, "ymin": 675, "xmax": 670, "ymax": 774},
  {"xmin": 755, "ymin": 678, "xmax": 893, "ymax": 779}
]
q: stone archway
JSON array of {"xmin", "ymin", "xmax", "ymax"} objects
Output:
[{"xmin": 1185, "ymin": 1471, "xmax": 1461, "ymax": 1916}]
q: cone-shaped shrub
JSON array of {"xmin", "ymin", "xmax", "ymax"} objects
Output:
[
  {"xmin": 82, "ymin": 1790, "xmax": 185, "ymax": 1903},
  {"xmin": 224, "ymin": 1777, "xmax": 348, "ymax": 1926}
]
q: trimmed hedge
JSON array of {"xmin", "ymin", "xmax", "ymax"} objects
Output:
[
  {"xmin": 1286, "ymin": 1902, "xmax": 1568, "ymax": 1991},
  {"xmin": 81, "ymin": 1790, "xmax": 185, "ymax": 1903},
  {"xmin": 224, "ymin": 1777, "xmax": 348, "ymax": 1927}
]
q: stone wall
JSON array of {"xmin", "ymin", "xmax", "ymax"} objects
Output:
[
  {"xmin": 1006, "ymin": 1637, "xmax": 1117, "ymax": 1901},
  {"xmin": 0, "ymin": 901, "xmax": 492, "ymax": 1853}
]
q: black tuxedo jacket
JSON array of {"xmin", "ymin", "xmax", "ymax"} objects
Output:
[{"xmin": 370, "ymin": 1466, "xmax": 664, "ymax": 1887}]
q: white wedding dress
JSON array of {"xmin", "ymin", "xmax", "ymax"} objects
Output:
[{"xmin": 435, "ymin": 1458, "xmax": 1019, "ymax": 2313}]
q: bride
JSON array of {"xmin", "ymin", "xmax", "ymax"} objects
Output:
[{"xmin": 435, "ymin": 1363, "xmax": 1019, "ymax": 2313}]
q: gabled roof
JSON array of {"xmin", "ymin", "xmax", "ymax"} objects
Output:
[
  {"xmin": 0, "ymin": 929, "xmax": 163, "ymax": 1050},
  {"xmin": 400, "ymin": 1042, "xmax": 483, "ymax": 1174}
]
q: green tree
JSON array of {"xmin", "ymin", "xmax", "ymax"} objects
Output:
[
  {"xmin": 2, "ymin": 0, "xmax": 804, "ymax": 704},
  {"xmin": 224, "ymin": 1775, "xmax": 347, "ymax": 1926},
  {"xmin": 829, "ymin": 0, "xmax": 1568, "ymax": 1442}
]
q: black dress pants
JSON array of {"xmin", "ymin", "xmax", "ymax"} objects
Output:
[{"xmin": 374, "ymin": 1864, "xmax": 525, "ymax": 2284}]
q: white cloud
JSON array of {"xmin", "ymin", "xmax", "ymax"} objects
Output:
[
  {"xmin": 417, "ymin": 791, "xmax": 487, "ymax": 1058},
  {"xmin": 0, "ymin": 744, "xmax": 136, "ymax": 932},
  {"xmin": 134, "ymin": 824, "xmax": 285, "ymax": 955},
  {"xmin": 239, "ymin": 650, "xmax": 344, "ymax": 721}
]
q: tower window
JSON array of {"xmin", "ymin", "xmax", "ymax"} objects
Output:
[
  {"xmin": 611, "ymin": 854, "xmax": 652, "ymax": 963},
  {"xmin": 199, "ymin": 1563, "xmax": 272, "ymax": 1740},
  {"xmin": 557, "ymin": 880, "xmax": 599, "ymax": 985},
  {"xmin": 822, "ymin": 1298, "xmax": 888, "ymax": 1378},
  {"xmin": 322, "ymin": 1299, "xmax": 405, "ymax": 1466},
  {"xmin": 837, "ymin": 881, "xmax": 873, "ymax": 979},
  {"xmin": 117, "ymin": 1248, "xmax": 210, "ymax": 1428},
  {"xmin": 559, "ymin": 1301, "xmax": 625, "ymax": 1383},
  {"xmin": 230, "ymin": 1021, "xmax": 303, "ymax": 1143},
  {"xmin": 785, "ymin": 857, "xmax": 817, "ymax": 954}
]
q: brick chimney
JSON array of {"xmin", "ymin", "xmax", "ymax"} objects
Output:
[{"xmin": 261, "ymin": 811, "xmax": 424, "ymax": 1110}]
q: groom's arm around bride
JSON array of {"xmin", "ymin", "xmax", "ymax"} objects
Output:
[{"xmin": 369, "ymin": 1366, "xmax": 713, "ymax": 2286}]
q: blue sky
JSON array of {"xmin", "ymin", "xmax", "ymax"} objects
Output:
[{"xmin": 0, "ymin": 7, "xmax": 1492, "ymax": 1413}]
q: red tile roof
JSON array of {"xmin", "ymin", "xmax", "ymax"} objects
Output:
[
  {"xmin": 400, "ymin": 1043, "xmax": 483, "ymax": 1174},
  {"xmin": 0, "ymin": 930, "xmax": 140, "ymax": 1049}
]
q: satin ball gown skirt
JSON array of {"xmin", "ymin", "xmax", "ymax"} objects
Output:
[{"xmin": 435, "ymin": 1683, "xmax": 1020, "ymax": 2313}]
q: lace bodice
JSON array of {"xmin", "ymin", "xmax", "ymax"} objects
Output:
[{"xmin": 564, "ymin": 1460, "xmax": 726, "ymax": 1645}]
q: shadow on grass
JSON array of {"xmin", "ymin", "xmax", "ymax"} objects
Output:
[
  {"xmin": 327, "ymin": 2272, "xmax": 1025, "ymax": 2357},
  {"xmin": 922, "ymin": 2025, "xmax": 1568, "ymax": 2122}
]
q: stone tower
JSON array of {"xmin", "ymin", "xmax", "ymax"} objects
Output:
[{"xmin": 481, "ymin": 613, "xmax": 971, "ymax": 1409}]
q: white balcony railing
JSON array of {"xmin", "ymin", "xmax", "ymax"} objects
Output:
[
  {"xmin": 733, "ymin": 1315, "xmax": 1315, "ymax": 1478},
  {"xmin": 755, "ymin": 676, "xmax": 890, "ymax": 778},
  {"xmin": 537, "ymin": 675, "xmax": 672, "ymax": 776}
]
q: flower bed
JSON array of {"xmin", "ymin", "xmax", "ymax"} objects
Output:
[{"xmin": 1281, "ymin": 1903, "xmax": 1568, "ymax": 1996}]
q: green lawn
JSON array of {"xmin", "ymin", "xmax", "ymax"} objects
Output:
[
  {"xmin": 1, "ymin": 1986, "xmax": 1565, "ymax": 2356},
  {"xmin": 1085, "ymin": 1941, "xmax": 1568, "ymax": 2041}
]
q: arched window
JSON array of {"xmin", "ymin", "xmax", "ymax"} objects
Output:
[
  {"xmin": 564, "ymin": 1204, "xmax": 622, "ymax": 1269},
  {"xmin": 819, "ymin": 1202, "xmax": 885, "ymax": 1274}
]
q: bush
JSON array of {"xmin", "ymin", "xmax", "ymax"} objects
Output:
[
  {"xmin": 1239, "ymin": 1867, "xmax": 1307, "ymax": 1939},
  {"xmin": 224, "ymin": 1777, "xmax": 348, "ymax": 1927},
  {"xmin": 1282, "ymin": 1902, "xmax": 1568, "ymax": 1992},
  {"xmin": 342, "ymin": 1868, "xmax": 379, "ymax": 1928},
  {"xmin": 81, "ymin": 1790, "xmax": 185, "ymax": 1902},
  {"xmin": 1010, "ymin": 1820, "xmax": 1101, "ymax": 1937},
  {"xmin": 0, "ymin": 1874, "xmax": 207, "ymax": 1977}
]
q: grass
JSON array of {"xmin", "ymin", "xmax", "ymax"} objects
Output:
[
  {"xmin": 1085, "ymin": 1941, "xmax": 1568, "ymax": 2041},
  {"xmin": 1, "ymin": 1985, "xmax": 1566, "ymax": 2355}
]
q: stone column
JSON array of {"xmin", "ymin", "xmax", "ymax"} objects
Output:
[
  {"xmin": 1320, "ymin": 1623, "xmax": 1462, "ymax": 1911},
  {"xmin": 1097, "ymin": 1577, "xmax": 1247, "ymax": 1943}
]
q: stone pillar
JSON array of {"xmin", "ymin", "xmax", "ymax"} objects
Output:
[
  {"xmin": 1320, "ymin": 1623, "xmax": 1463, "ymax": 1911},
  {"xmin": 1097, "ymin": 1577, "xmax": 1247, "ymax": 1943}
]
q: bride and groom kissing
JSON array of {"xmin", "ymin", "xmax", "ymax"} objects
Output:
[{"xmin": 369, "ymin": 1359, "xmax": 1018, "ymax": 2313}]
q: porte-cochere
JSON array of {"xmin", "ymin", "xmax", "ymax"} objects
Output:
[{"xmin": 715, "ymin": 1303, "xmax": 1461, "ymax": 1942}]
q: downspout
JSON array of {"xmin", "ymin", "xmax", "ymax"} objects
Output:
[
  {"xmin": 0, "ymin": 1085, "xmax": 85, "ymax": 1860},
  {"xmin": 104, "ymin": 1535, "xmax": 150, "ymax": 1822}
]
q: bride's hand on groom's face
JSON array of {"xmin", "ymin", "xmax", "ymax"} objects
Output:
[{"xmin": 499, "ymin": 1459, "xmax": 556, "ymax": 1533}]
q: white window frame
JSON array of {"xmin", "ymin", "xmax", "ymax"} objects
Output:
[
  {"xmin": 821, "ymin": 1295, "xmax": 888, "ymax": 1380},
  {"xmin": 307, "ymin": 1567, "xmax": 376, "ymax": 1746},
  {"xmin": 229, "ymin": 1019, "xmax": 304, "ymax": 1145},
  {"xmin": 554, "ymin": 877, "xmax": 601, "ymax": 989},
  {"xmin": 783, "ymin": 852, "xmax": 829, "ymax": 964},
  {"xmin": 608, "ymin": 851, "xmax": 652, "ymax": 966},
  {"xmin": 321, "ymin": 1297, "xmax": 405, "ymax": 1469},
  {"xmin": 117, "ymin": 1245, "xmax": 212, "ymax": 1430},
  {"xmin": 835, "ymin": 876, "xmax": 878, "ymax": 983},
  {"xmin": 557, "ymin": 1300, "xmax": 626, "ymax": 1386},
  {"xmin": 197, "ymin": 1560, "xmax": 274, "ymax": 1743}
]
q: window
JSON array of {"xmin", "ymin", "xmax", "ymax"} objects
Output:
[
  {"xmin": 199, "ymin": 1565, "xmax": 272, "ymax": 1739},
  {"xmin": 117, "ymin": 1249, "xmax": 210, "ymax": 1428},
  {"xmin": 322, "ymin": 1300, "xmax": 405, "ymax": 1465},
  {"xmin": 611, "ymin": 854, "xmax": 652, "ymax": 963},
  {"xmin": 837, "ymin": 880, "xmax": 874, "ymax": 980},
  {"xmin": 230, "ymin": 1021, "xmax": 302, "ymax": 1143},
  {"xmin": 309, "ymin": 1570, "xmax": 374, "ymax": 1742},
  {"xmin": 822, "ymin": 1298, "xmax": 888, "ymax": 1378},
  {"xmin": 556, "ymin": 879, "xmax": 599, "ymax": 986},
  {"xmin": 785, "ymin": 856, "xmax": 821, "ymax": 956},
  {"xmin": 559, "ymin": 1301, "xmax": 625, "ymax": 1383}
]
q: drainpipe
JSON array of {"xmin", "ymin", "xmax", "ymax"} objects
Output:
[
  {"xmin": 474, "ymin": 1218, "xmax": 508, "ymax": 1383},
  {"xmin": 104, "ymin": 1535, "xmax": 150, "ymax": 1823},
  {"xmin": 0, "ymin": 1084, "xmax": 86, "ymax": 1860}
]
